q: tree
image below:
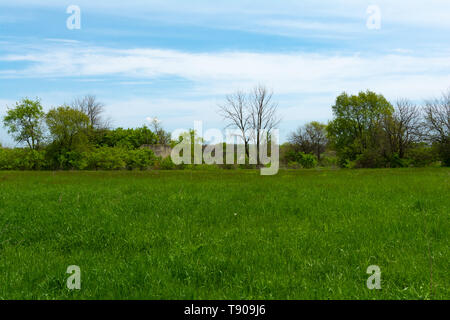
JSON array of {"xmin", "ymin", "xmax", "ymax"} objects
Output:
[
  {"xmin": 249, "ymin": 85, "xmax": 280, "ymax": 165},
  {"xmin": 219, "ymin": 91, "xmax": 251, "ymax": 158},
  {"xmin": 147, "ymin": 117, "xmax": 171, "ymax": 145},
  {"xmin": 46, "ymin": 106, "xmax": 90, "ymax": 151},
  {"xmin": 72, "ymin": 95, "xmax": 108, "ymax": 129},
  {"xmin": 3, "ymin": 98, "xmax": 45, "ymax": 150},
  {"xmin": 97, "ymin": 126, "xmax": 158, "ymax": 149},
  {"xmin": 289, "ymin": 121, "xmax": 328, "ymax": 160},
  {"xmin": 383, "ymin": 99, "xmax": 421, "ymax": 158},
  {"xmin": 423, "ymin": 90, "xmax": 450, "ymax": 166},
  {"xmin": 219, "ymin": 86, "xmax": 280, "ymax": 164},
  {"xmin": 327, "ymin": 90, "xmax": 394, "ymax": 165}
]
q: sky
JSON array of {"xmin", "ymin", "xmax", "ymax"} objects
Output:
[{"xmin": 1, "ymin": 0, "xmax": 450, "ymax": 146}]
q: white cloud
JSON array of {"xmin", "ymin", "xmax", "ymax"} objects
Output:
[{"xmin": 2, "ymin": 44, "xmax": 450, "ymax": 101}]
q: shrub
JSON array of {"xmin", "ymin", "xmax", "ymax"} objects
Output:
[
  {"xmin": 284, "ymin": 151, "xmax": 317, "ymax": 169},
  {"xmin": 87, "ymin": 147, "xmax": 127, "ymax": 170},
  {"xmin": 319, "ymin": 156, "xmax": 338, "ymax": 168},
  {"xmin": 299, "ymin": 153, "xmax": 318, "ymax": 169},
  {"xmin": 355, "ymin": 149, "xmax": 387, "ymax": 168},
  {"xmin": 436, "ymin": 140, "xmax": 450, "ymax": 167},
  {"xmin": 386, "ymin": 153, "xmax": 409, "ymax": 168},
  {"xmin": 287, "ymin": 161, "xmax": 301, "ymax": 169},
  {"xmin": 159, "ymin": 156, "xmax": 175, "ymax": 170},
  {"xmin": 66, "ymin": 151, "xmax": 89, "ymax": 170},
  {"xmin": 0, "ymin": 148, "xmax": 48, "ymax": 170},
  {"xmin": 407, "ymin": 146, "xmax": 437, "ymax": 167},
  {"xmin": 126, "ymin": 149, "xmax": 156, "ymax": 170}
]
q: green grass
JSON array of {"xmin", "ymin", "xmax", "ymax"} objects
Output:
[{"xmin": 0, "ymin": 168, "xmax": 448, "ymax": 300}]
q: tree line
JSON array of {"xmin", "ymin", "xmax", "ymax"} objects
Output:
[
  {"xmin": 1, "ymin": 88, "xmax": 449, "ymax": 170},
  {"xmin": 1, "ymin": 95, "xmax": 171, "ymax": 170},
  {"xmin": 286, "ymin": 90, "xmax": 449, "ymax": 168},
  {"xmin": 219, "ymin": 86, "xmax": 449, "ymax": 169}
]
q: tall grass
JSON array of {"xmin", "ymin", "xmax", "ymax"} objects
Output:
[{"xmin": 0, "ymin": 168, "xmax": 448, "ymax": 299}]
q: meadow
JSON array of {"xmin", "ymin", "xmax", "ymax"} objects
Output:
[{"xmin": 0, "ymin": 168, "xmax": 448, "ymax": 300}]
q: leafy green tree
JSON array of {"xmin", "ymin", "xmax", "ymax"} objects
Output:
[
  {"xmin": 46, "ymin": 106, "xmax": 90, "ymax": 152},
  {"xmin": 327, "ymin": 90, "xmax": 393, "ymax": 165},
  {"xmin": 3, "ymin": 98, "xmax": 45, "ymax": 150}
]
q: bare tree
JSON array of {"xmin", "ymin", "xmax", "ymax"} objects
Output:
[
  {"xmin": 289, "ymin": 121, "xmax": 327, "ymax": 160},
  {"xmin": 72, "ymin": 95, "xmax": 108, "ymax": 129},
  {"xmin": 423, "ymin": 90, "xmax": 450, "ymax": 144},
  {"xmin": 219, "ymin": 85, "xmax": 280, "ymax": 164},
  {"xmin": 147, "ymin": 117, "xmax": 171, "ymax": 145},
  {"xmin": 218, "ymin": 90, "xmax": 251, "ymax": 158},
  {"xmin": 249, "ymin": 85, "xmax": 281, "ymax": 164},
  {"xmin": 423, "ymin": 90, "xmax": 450, "ymax": 166},
  {"xmin": 383, "ymin": 99, "xmax": 422, "ymax": 158}
]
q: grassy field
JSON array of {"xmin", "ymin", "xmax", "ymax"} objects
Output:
[{"xmin": 0, "ymin": 168, "xmax": 448, "ymax": 300}]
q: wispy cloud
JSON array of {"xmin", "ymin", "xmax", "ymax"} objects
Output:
[{"xmin": 1, "ymin": 42, "xmax": 450, "ymax": 100}]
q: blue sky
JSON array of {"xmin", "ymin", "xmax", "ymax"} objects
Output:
[{"xmin": 1, "ymin": 0, "xmax": 450, "ymax": 146}]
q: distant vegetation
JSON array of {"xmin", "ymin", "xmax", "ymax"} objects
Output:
[
  {"xmin": 282, "ymin": 90, "xmax": 449, "ymax": 169},
  {"xmin": 1, "ymin": 89, "xmax": 449, "ymax": 170}
]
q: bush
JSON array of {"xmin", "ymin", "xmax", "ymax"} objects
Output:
[
  {"xmin": 284, "ymin": 151, "xmax": 317, "ymax": 169},
  {"xmin": 287, "ymin": 161, "xmax": 301, "ymax": 169},
  {"xmin": 355, "ymin": 149, "xmax": 387, "ymax": 168},
  {"xmin": 319, "ymin": 156, "xmax": 338, "ymax": 168},
  {"xmin": 0, "ymin": 148, "xmax": 48, "ymax": 170},
  {"xmin": 66, "ymin": 151, "xmax": 89, "ymax": 170},
  {"xmin": 436, "ymin": 140, "xmax": 450, "ymax": 167},
  {"xmin": 342, "ymin": 159, "xmax": 356, "ymax": 169},
  {"xmin": 407, "ymin": 146, "xmax": 437, "ymax": 167},
  {"xmin": 159, "ymin": 156, "xmax": 176, "ymax": 170},
  {"xmin": 299, "ymin": 153, "xmax": 318, "ymax": 169},
  {"xmin": 87, "ymin": 147, "xmax": 127, "ymax": 170},
  {"xmin": 386, "ymin": 153, "xmax": 410, "ymax": 168},
  {"xmin": 126, "ymin": 149, "xmax": 156, "ymax": 170}
]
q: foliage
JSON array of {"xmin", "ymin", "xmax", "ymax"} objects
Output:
[
  {"xmin": 3, "ymin": 98, "xmax": 45, "ymax": 150},
  {"xmin": 287, "ymin": 161, "xmax": 301, "ymax": 169},
  {"xmin": 86, "ymin": 147, "xmax": 155, "ymax": 170},
  {"xmin": 126, "ymin": 149, "xmax": 156, "ymax": 170},
  {"xmin": 436, "ymin": 139, "xmax": 450, "ymax": 167},
  {"xmin": 147, "ymin": 117, "xmax": 171, "ymax": 145},
  {"xmin": 319, "ymin": 155, "xmax": 338, "ymax": 168},
  {"xmin": 96, "ymin": 126, "xmax": 158, "ymax": 150},
  {"xmin": 289, "ymin": 121, "xmax": 328, "ymax": 160},
  {"xmin": 327, "ymin": 91, "xmax": 393, "ymax": 165},
  {"xmin": 159, "ymin": 156, "xmax": 176, "ymax": 170},
  {"xmin": 46, "ymin": 106, "xmax": 90, "ymax": 152},
  {"xmin": 285, "ymin": 150, "xmax": 317, "ymax": 168},
  {"xmin": 354, "ymin": 149, "xmax": 388, "ymax": 168},
  {"xmin": 0, "ymin": 148, "xmax": 47, "ymax": 170},
  {"xmin": 406, "ymin": 144, "xmax": 438, "ymax": 167}
]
